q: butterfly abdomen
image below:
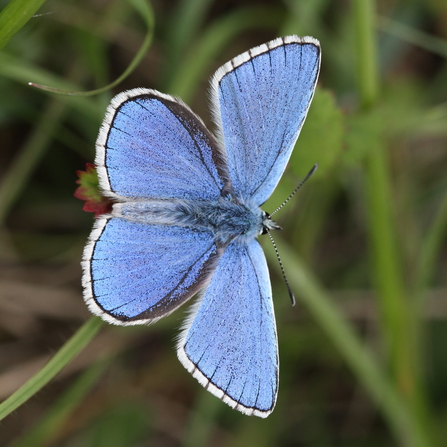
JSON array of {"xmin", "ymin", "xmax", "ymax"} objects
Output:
[{"xmin": 112, "ymin": 198, "xmax": 264, "ymax": 244}]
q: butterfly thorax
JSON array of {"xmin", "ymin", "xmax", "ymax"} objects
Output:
[{"xmin": 112, "ymin": 197, "xmax": 276, "ymax": 244}]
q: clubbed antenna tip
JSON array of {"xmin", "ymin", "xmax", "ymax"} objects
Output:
[{"xmin": 287, "ymin": 284, "xmax": 296, "ymax": 307}]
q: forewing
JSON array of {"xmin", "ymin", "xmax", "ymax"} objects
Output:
[
  {"xmin": 82, "ymin": 218, "xmax": 223, "ymax": 325},
  {"xmin": 177, "ymin": 240, "xmax": 278, "ymax": 417},
  {"xmin": 96, "ymin": 88, "xmax": 231, "ymax": 202},
  {"xmin": 210, "ymin": 35, "xmax": 321, "ymax": 205}
]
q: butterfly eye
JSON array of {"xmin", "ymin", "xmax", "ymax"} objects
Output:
[{"xmin": 260, "ymin": 211, "xmax": 270, "ymax": 235}]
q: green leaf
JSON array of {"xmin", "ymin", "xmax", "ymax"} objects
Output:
[
  {"xmin": 291, "ymin": 88, "xmax": 344, "ymax": 178},
  {"xmin": 344, "ymin": 107, "xmax": 382, "ymax": 165}
]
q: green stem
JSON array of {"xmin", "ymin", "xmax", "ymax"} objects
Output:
[
  {"xmin": 352, "ymin": 0, "xmax": 434, "ymax": 445},
  {"xmin": 363, "ymin": 138, "xmax": 415, "ymax": 391},
  {"xmin": 353, "ymin": 0, "xmax": 378, "ymax": 109}
]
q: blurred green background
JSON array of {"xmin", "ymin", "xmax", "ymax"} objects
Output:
[{"xmin": 0, "ymin": 0, "xmax": 446, "ymax": 445}]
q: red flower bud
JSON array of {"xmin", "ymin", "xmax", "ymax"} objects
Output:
[{"xmin": 74, "ymin": 163, "xmax": 112, "ymax": 217}]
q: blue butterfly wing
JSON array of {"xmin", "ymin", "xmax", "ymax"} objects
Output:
[
  {"xmin": 177, "ymin": 239, "xmax": 278, "ymax": 417},
  {"xmin": 83, "ymin": 88, "xmax": 233, "ymax": 324},
  {"xmin": 82, "ymin": 217, "xmax": 223, "ymax": 325},
  {"xmin": 210, "ymin": 36, "xmax": 321, "ymax": 205},
  {"xmin": 96, "ymin": 88, "xmax": 231, "ymax": 201}
]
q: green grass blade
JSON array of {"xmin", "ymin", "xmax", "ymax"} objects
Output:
[
  {"xmin": 0, "ymin": 0, "xmax": 48, "ymax": 50},
  {"xmin": 378, "ymin": 16, "xmax": 447, "ymax": 59},
  {"xmin": 264, "ymin": 239, "xmax": 427, "ymax": 447},
  {"xmin": 168, "ymin": 5, "xmax": 285, "ymax": 100},
  {"xmin": 0, "ymin": 52, "xmax": 102, "ymax": 118},
  {"xmin": 416, "ymin": 191, "xmax": 447, "ymax": 294},
  {"xmin": 10, "ymin": 360, "xmax": 109, "ymax": 447},
  {"xmin": 0, "ymin": 98, "xmax": 67, "ymax": 225},
  {"xmin": 29, "ymin": 0, "xmax": 155, "ymax": 96},
  {"xmin": 0, "ymin": 317, "xmax": 103, "ymax": 422},
  {"xmin": 163, "ymin": 0, "xmax": 215, "ymax": 88}
]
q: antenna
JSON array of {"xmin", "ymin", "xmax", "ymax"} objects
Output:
[
  {"xmin": 270, "ymin": 163, "xmax": 318, "ymax": 217},
  {"xmin": 266, "ymin": 230, "xmax": 296, "ymax": 307},
  {"xmin": 266, "ymin": 163, "xmax": 318, "ymax": 307}
]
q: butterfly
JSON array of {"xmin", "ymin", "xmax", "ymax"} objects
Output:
[{"xmin": 82, "ymin": 35, "xmax": 321, "ymax": 417}]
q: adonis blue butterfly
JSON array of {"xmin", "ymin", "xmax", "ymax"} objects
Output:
[{"xmin": 82, "ymin": 35, "xmax": 321, "ymax": 417}]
